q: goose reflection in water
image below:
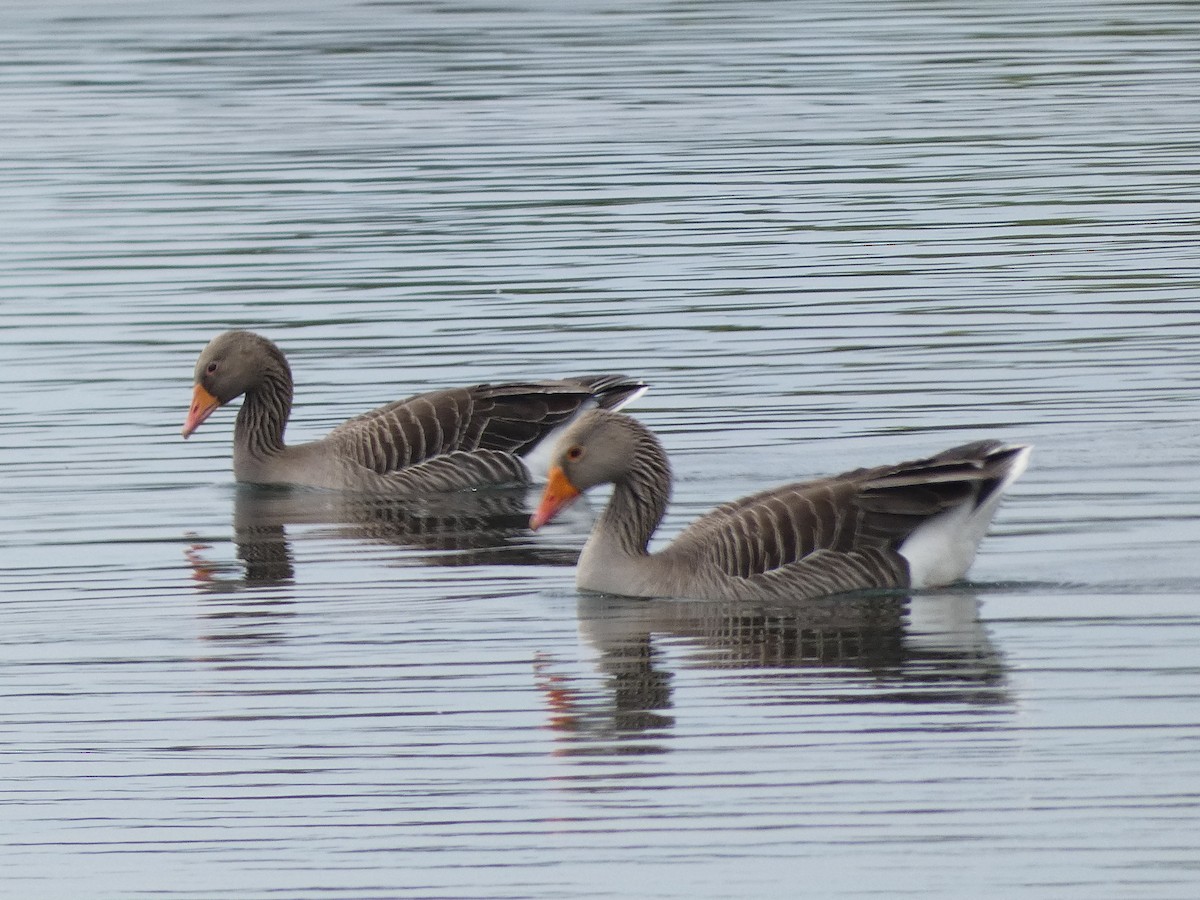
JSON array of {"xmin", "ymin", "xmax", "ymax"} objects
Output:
[
  {"xmin": 535, "ymin": 589, "xmax": 1008, "ymax": 757},
  {"xmin": 187, "ymin": 484, "xmax": 580, "ymax": 592}
]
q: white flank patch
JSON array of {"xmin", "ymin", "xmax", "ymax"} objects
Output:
[{"xmin": 899, "ymin": 503, "xmax": 979, "ymax": 588}]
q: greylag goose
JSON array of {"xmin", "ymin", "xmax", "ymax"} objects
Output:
[
  {"xmin": 530, "ymin": 410, "xmax": 1030, "ymax": 602},
  {"xmin": 181, "ymin": 330, "xmax": 647, "ymax": 492}
]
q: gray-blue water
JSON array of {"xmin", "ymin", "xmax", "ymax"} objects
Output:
[{"xmin": 2, "ymin": 1, "xmax": 1200, "ymax": 897}]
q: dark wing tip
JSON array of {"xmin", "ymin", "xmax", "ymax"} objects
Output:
[{"xmin": 568, "ymin": 374, "xmax": 649, "ymax": 411}]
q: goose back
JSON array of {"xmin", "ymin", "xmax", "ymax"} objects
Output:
[
  {"xmin": 674, "ymin": 441, "xmax": 1016, "ymax": 572},
  {"xmin": 326, "ymin": 378, "xmax": 643, "ymax": 476},
  {"xmin": 665, "ymin": 440, "xmax": 1029, "ymax": 598}
]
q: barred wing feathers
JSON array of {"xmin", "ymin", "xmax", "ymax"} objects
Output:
[
  {"xmin": 671, "ymin": 440, "xmax": 1024, "ymax": 592},
  {"xmin": 328, "ymin": 377, "xmax": 645, "ymax": 477}
]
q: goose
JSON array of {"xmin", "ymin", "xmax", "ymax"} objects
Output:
[
  {"xmin": 530, "ymin": 410, "xmax": 1030, "ymax": 602},
  {"xmin": 181, "ymin": 330, "xmax": 647, "ymax": 493}
]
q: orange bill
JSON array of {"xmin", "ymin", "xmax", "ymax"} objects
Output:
[
  {"xmin": 529, "ymin": 465, "xmax": 582, "ymax": 530},
  {"xmin": 181, "ymin": 383, "xmax": 221, "ymax": 438}
]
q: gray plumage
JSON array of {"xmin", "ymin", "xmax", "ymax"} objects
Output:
[
  {"xmin": 532, "ymin": 410, "xmax": 1030, "ymax": 602},
  {"xmin": 182, "ymin": 330, "xmax": 646, "ymax": 492}
]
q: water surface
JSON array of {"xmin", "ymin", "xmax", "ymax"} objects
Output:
[{"xmin": 2, "ymin": 1, "xmax": 1200, "ymax": 897}]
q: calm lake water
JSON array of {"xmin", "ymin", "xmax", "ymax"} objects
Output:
[{"xmin": 2, "ymin": 1, "xmax": 1200, "ymax": 897}]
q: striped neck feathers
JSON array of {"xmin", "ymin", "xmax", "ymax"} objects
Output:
[
  {"xmin": 234, "ymin": 353, "xmax": 293, "ymax": 458},
  {"xmin": 596, "ymin": 424, "xmax": 672, "ymax": 557}
]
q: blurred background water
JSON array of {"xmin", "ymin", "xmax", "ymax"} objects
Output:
[{"xmin": 2, "ymin": 1, "xmax": 1200, "ymax": 897}]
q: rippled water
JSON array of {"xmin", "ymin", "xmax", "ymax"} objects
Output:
[{"xmin": 3, "ymin": 1, "xmax": 1200, "ymax": 897}]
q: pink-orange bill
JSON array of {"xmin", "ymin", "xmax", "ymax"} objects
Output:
[
  {"xmin": 181, "ymin": 383, "xmax": 220, "ymax": 438},
  {"xmin": 529, "ymin": 465, "xmax": 581, "ymax": 530}
]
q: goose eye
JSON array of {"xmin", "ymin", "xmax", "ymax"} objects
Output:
[
  {"xmin": 206, "ymin": 362, "xmax": 218, "ymax": 374},
  {"xmin": 565, "ymin": 445, "xmax": 584, "ymax": 462}
]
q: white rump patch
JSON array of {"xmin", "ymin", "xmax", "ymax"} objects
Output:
[{"xmin": 899, "ymin": 444, "xmax": 1031, "ymax": 588}]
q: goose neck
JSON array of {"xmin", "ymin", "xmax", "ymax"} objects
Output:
[
  {"xmin": 234, "ymin": 366, "xmax": 293, "ymax": 459},
  {"xmin": 595, "ymin": 441, "xmax": 671, "ymax": 558}
]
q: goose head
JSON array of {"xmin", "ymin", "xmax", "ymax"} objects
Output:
[
  {"xmin": 529, "ymin": 410, "xmax": 640, "ymax": 529},
  {"xmin": 181, "ymin": 330, "xmax": 288, "ymax": 438}
]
